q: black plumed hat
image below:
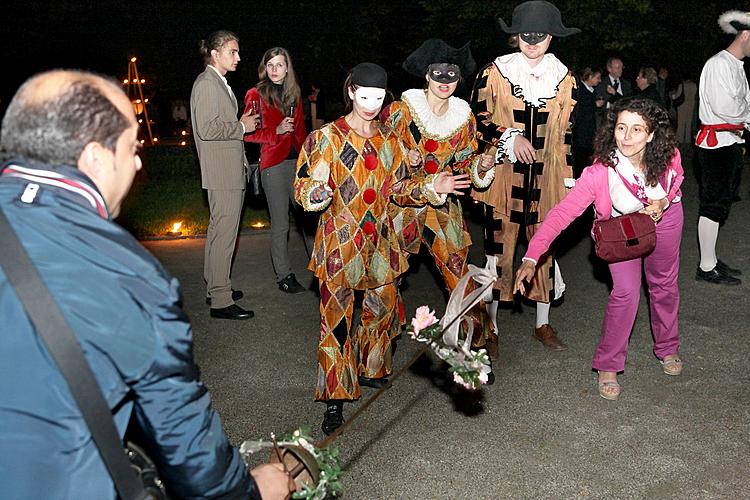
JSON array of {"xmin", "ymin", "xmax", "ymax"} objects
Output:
[
  {"xmin": 497, "ymin": 1, "xmax": 580, "ymax": 37},
  {"xmin": 351, "ymin": 62, "xmax": 388, "ymax": 88},
  {"xmin": 402, "ymin": 39, "xmax": 477, "ymax": 78}
]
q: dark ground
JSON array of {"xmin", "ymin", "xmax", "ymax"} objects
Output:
[{"xmin": 143, "ymin": 150, "xmax": 749, "ymax": 499}]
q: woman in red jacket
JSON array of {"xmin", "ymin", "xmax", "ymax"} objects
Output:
[{"xmin": 244, "ymin": 47, "xmax": 309, "ymax": 294}]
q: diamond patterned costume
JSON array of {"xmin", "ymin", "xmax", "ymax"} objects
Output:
[
  {"xmin": 296, "ymin": 117, "xmax": 440, "ymax": 401},
  {"xmin": 471, "ymin": 53, "xmax": 576, "ymax": 303},
  {"xmin": 382, "ymin": 89, "xmax": 496, "ymax": 352}
]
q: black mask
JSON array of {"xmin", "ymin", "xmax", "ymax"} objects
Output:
[
  {"xmin": 427, "ymin": 63, "xmax": 461, "ymax": 84},
  {"xmin": 520, "ymin": 32, "xmax": 549, "ymax": 45}
]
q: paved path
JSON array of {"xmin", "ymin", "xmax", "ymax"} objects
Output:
[{"xmin": 144, "ymin": 155, "xmax": 749, "ymax": 499}]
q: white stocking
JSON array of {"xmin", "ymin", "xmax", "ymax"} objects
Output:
[
  {"xmin": 698, "ymin": 216, "xmax": 719, "ymax": 271},
  {"xmin": 535, "ymin": 301, "xmax": 550, "ymax": 328}
]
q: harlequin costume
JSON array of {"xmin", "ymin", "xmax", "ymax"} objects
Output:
[
  {"xmin": 295, "ymin": 64, "xmax": 444, "ymax": 407},
  {"xmin": 382, "ymin": 39, "xmax": 497, "ymax": 354},
  {"xmin": 470, "ymin": 1, "xmax": 579, "ymax": 350}
]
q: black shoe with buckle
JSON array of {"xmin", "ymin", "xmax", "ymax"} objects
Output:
[
  {"xmin": 716, "ymin": 259, "xmax": 742, "ymax": 276},
  {"xmin": 278, "ymin": 273, "xmax": 305, "ymax": 294},
  {"xmin": 206, "ymin": 289, "xmax": 243, "ymax": 306},
  {"xmin": 695, "ymin": 267, "xmax": 741, "ymax": 285},
  {"xmin": 321, "ymin": 401, "xmax": 344, "ymax": 436},
  {"xmin": 357, "ymin": 376, "xmax": 390, "ymax": 389},
  {"xmin": 210, "ymin": 304, "xmax": 254, "ymax": 320}
]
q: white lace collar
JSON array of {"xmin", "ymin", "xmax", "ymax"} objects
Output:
[
  {"xmin": 401, "ymin": 88, "xmax": 471, "ymax": 140},
  {"xmin": 494, "ymin": 52, "xmax": 569, "ymax": 108}
]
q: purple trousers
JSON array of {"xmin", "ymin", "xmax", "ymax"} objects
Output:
[{"xmin": 592, "ymin": 202, "xmax": 683, "ymax": 373}]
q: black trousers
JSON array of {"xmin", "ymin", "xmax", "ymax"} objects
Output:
[{"xmin": 696, "ymin": 144, "xmax": 743, "ymax": 224}]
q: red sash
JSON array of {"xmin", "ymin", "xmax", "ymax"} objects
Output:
[{"xmin": 695, "ymin": 123, "xmax": 745, "ymax": 147}]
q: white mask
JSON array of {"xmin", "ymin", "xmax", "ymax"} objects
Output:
[{"xmin": 353, "ymin": 87, "xmax": 386, "ymax": 112}]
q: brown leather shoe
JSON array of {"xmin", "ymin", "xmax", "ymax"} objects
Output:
[{"xmin": 533, "ymin": 324, "xmax": 567, "ymax": 351}]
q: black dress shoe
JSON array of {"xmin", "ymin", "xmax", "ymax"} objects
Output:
[
  {"xmin": 210, "ymin": 304, "xmax": 254, "ymax": 320},
  {"xmin": 206, "ymin": 289, "xmax": 244, "ymax": 305},
  {"xmin": 716, "ymin": 259, "xmax": 742, "ymax": 276},
  {"xmin": 278, "ymin": 273, "xmax": 305, "ymax": 294},
  {"xmin": 357, "ymin": 376, "xmax": 390, "ymax": 389},
  {"xmin": 321, "ymin": 402, "xmax": 344, "ymax": 436},
  {"xmin": 695, "ymin": 267, "xmax": 741, "ymax": 285}
]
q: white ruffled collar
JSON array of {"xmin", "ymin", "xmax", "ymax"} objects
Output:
[
  {"xmin": 401, "ymin": 88, "xmax": 471, "ymax": 140},
  {"xmin": 494, "ymin": 52, "xmax": 569, "ymax": 108}
]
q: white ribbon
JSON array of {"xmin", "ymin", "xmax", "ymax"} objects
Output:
[{"xmin": 439, "ymin": 256, "xmax": 498, "ymax": 352}]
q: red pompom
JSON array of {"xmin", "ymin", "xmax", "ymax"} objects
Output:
[
  {"xmin": 363, "ymin": 188, "xmax": 377, "ymax": 204},
  {"xmin": 362, "ymin": 221, "xmax": 376, "ymax": 235},
  {"xmin": 364, "ymin": 155, "xmax": 378, "ymax": 171},
  {"xmin": 424, "ymin": 139, "xmax": 439, "ymax": 152},
  {"xmin": 424, "ymin": 159, "xmax": 439, "ymax": 174}
]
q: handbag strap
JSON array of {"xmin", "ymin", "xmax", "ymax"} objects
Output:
[
  {"xmin": 613, "ymin": 165, "xmax": 650, "ymax": 204},
  {"xmin": 0, "ymin": 207, "xmax": 149, "ymax": 500}
]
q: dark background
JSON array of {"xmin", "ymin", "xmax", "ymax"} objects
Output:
[{"xmin": 0, "ymin": 0, "xmax": 736, "ymax": 128}]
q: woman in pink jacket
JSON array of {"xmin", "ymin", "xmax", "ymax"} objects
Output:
[{"xmin": 514, "ymin": 98, "xmax": 684, "ymax": 401}]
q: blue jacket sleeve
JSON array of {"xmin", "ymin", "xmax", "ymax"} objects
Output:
[{"xmin": 128, "ymin": 275, "xmax": 259, "ymax": 499}]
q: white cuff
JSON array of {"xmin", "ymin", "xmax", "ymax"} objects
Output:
[
  {"xmin": 522, "ymin": 256, "xmax": 538, "ymax": 266},
  {"xmin": 498, "ymin": 128, "xmax": 523, "ymax": 164},
  {"xmin": 470, "ymin": 156, "xmax": 495, "ymax": 189},
  {"xmin": 300, "ymin": 181, "xmax": 332, "ymax": 212},
  {"xmin": 424, "ymin": 174, "xmax": 448, "ymax": 206}
]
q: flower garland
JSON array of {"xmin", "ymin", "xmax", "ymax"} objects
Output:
[
  {"xmin": 239, "ymin": 427, "xmax": 342, "ymax": 500},
  {"xmin": 409, "ymin": 305, "xmax": 491, "ymax": 390}
]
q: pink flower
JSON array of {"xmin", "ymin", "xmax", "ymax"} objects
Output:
[
  {"xmin": 452, "ymin": 372, "xmax": 473, "ymax": 390},
  {"xmin": 411, "ymin": 306, "xmax": 437, "ymax": 335},
  {"xmin": 478, "ymin": 371, "xmax": 488, "ymax": 384}
]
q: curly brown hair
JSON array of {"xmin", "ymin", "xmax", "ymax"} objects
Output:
[{"xmin": 592, "ymin": 97, "xmax": 677, "ymax": 186}]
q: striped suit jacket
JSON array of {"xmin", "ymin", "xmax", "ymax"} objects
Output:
[{"xmin": 190, "ymin": 66, "xmax": 248, "ymax": 190}]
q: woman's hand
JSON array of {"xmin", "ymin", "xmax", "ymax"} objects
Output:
[
  {"xmin": 407, "ymin": 149, "xmax": 422, "ymax": 167},
  {"xmin": 276, "ymin": 117, "xmax": 295, "ymax": 135},
  {"xmin": 640, "ymin": 197, "xmax": 668, "ymax": 222},
  {"xmin": 479, "ymin": 153, "xmax": 495, "ymax": 172},
  {"xmin": 514, "ymin": 260, "xmax": 536, "ymax": 295},
  {"xmin": 310, "ymin": 184, "xmax": 332, "ymax": 203},
  {"xmin": 433, "ymin": 172, "xmax": 471, "ymax": 195},
  {"xmin": 513, "ymin": 135, "xmax": 537, "ymax": 164}
]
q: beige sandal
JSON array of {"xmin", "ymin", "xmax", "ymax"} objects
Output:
[
  {"xmin": 597, "ymin": 377, "xmax": 621, "ymax": 401},
  {"xmin": 660, "ymin": 356, "xmax": 683, "ymax": 376}
]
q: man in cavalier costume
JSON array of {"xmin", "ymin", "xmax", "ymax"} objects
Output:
[
  {"xmin": 382, "ymin": 39, "xmax": 498, "ymax": 378},
  {"xmin": 471, "ymin": 1, "xmax": 578, "ymax": 352}
]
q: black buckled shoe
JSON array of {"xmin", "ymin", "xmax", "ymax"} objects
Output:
[
  {"xmin": 695, "ymin": 267, "xmax": 741, "ymax": 285},
  {"xmin": 210, "ymin": 304, "xmax": 254, "ymax": 320},
  {"xmin": 278, "ymin": 274, "xmax": 305, "ymax": 294},
  {"xmin": 206, "ymin": 289, "xmax": 243, "ymax": 306},
  {"xmin": 357, "ymin": 376, "xmax": 391, "ymax": 389},
  {"xmin": 716, "ymin": 259, "xmax": 742, "ymax": 276},
  {"xmin": 321, "ymin": 402, "xmax": 344, "ymax": 436}
]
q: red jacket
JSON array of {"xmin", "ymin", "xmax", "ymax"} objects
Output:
[{"xmin": 243, "ymin": 87, "xmax": 306, "ymax": 169}]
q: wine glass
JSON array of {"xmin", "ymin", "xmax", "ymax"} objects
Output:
[{"xmin": 251, "ymin": 100, "xmax": 262, "ymax": 128}]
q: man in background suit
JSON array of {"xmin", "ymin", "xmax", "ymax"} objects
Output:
[
  {"xmin": 191, "ymin": 30, "xmax": 258, "ymax": 320},
  {"xmin": 595, "ymin": 56, "xmax": 632, "ymax": 108}
]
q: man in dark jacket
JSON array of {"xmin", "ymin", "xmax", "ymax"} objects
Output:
[{"xmin": 0, "ymin": 70, "xmax": 292, "ymax": 499}]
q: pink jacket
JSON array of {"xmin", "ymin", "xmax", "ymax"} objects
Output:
[{"xmin": 525, "ymin": 148, "xmax": 684, "ymax": 262}]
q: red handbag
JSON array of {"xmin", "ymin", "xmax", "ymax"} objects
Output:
[{"xmin": 593, "ymin": 212, "xmax": 656, "ymax": 263}]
